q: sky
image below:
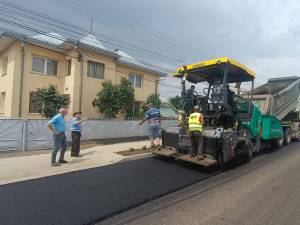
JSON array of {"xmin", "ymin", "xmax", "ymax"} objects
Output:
[{"xmin": 3, "ymin": 0, "xmax": 300, "ymax": 99}]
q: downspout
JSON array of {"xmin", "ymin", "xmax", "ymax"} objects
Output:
[
  {"xmin": 18, "ymin": 40, "xmax": 25, "ymax": 118},
  {"xmin": 75, "ymin": 45, "xmax": 84, "ymax": 112},
  {"xmin": 155, "ymin": 79, "xmax": 159, "ymax": 95}
]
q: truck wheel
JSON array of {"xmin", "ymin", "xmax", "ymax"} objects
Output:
[
  {"xmin": 284, "ymin": 128, "xmax": 292, "ymax": 145},
  {"xmin": 293, "ymin": 131, "xmax": 300, "ymax": 142},
  {"xmin": 270, "ymin": 137, "xmax": 284, "ymax": 148},
  {"xmin": 245, "ymin": 144, "xmax": 253, "ymax": 163}
]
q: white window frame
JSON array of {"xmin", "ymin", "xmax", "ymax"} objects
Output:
[
  {"xmin": 129, "ymin": 73, "xmax": 142, "ymax": 88},
  {"xmin": 28, "ymin": 92, "xmax": 41, "ymax": 114},
  {"xmin": 87, "ymin": 60, "xmax": 105, "ymax": 79},
  {"xmin": 0, "ymin": 91, "xmax": 5, "ymax": 115},
  {"xmin": 66, "ymin": 60, "xmax": 71, "ymax": 76},
  {"xmin": 31, "ymin": 55, "xmax": 58, "ymax": 76}
]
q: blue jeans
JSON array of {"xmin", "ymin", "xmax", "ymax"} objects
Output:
[{"xmin": 51, "ymin": 133, "xmax": 68, "ymax": 163}]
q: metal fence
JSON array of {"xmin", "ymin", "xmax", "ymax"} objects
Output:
[{"xmin": 0, "ymin": 119, "xmax": 177, "ymax": 151}]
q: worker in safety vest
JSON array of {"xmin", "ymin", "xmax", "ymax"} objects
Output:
[{"xmin": 188, "ymin": 106, "xmax": 205, "ymax": 160}]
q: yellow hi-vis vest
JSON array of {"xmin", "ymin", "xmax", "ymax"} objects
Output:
[{"xmin": 188, "ymin": 112, "xmax": 203, "ymax": 132}]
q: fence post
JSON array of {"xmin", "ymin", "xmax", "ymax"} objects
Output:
[{"xmin": 21, "ymin": 120, "xmax": 27, "ymax": 151}]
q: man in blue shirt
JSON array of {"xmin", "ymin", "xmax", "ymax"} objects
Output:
[
  {"xmin": 140, "ymin": 103, "xmax": 162, "ymax": 148},
  {"xmin": 47, "ymin": 108, "xmax": 68, "ymax": 166},
  {"xmin": 71, "ymin": 112, "xmax": 87, "ymax": 157}
]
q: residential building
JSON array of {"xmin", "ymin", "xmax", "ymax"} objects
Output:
[{"xmin": 0, "ymin": 31, "xmax": 165, "ymax": 119}]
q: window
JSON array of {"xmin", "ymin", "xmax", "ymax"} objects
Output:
[
  {"xmin": 32, "ymin": 56, "xmax": 57, "ymax": 76},
  {"xmin": 47, "ymin": 59, "xmax": 57, "ymax": 75},
  {"xmin": 66, "ymin": 60, "xmax": 71, "ymax": 76},
  {"xmin": 133, "ymin": 101, "xmax": 141, "ymax": 113},
  {"xmin": 128, "ymin": 74, "xmax": 142, "ymax": 88},
  {"xmin": 2, "ymin": 56, "xmax": 8, "ymax": 76},
  {"xmin": 0, "ymin": 92, "xmax": 5, "ymax": 114},
  {"xmin": 29, "ymin": 92, "xmax": 41, "ymax": 114},
  {"xmin": 87, "ymin": 61, "xmax": 104, "ymax": 79}
]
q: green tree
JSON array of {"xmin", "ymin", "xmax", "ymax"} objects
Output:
[
  {"xmin": 168, "ymin": 95, "xmax": 181, "ymax": 110},
  {"xmin": 94, "ymin": 80, "xmax": 120, "ymax": 118},
  {"xmin": 33, "ymin": 84, "xmax": 70, "ymax": 118},
  {"xmin": 146, "ymin": 94, "xmax": 161, "ymax": 108},
  {"xmin": 118, "ymin": 77, "xmax": 135, "ymax": 117}
]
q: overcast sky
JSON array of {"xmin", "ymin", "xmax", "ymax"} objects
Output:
[{"xmin": 5, "ymin": 0, "xmax": 300, "ymax": 99}]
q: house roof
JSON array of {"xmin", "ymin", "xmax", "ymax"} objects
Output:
[
  {"xmin": 114, "ymin": 49, "xmax": 143, "ymax": 66},
  {"xmin": 0, "ymin": 29, "xmax": 165, "ymax": 77},
  {"xmin": 31, "ymin": 32, "xmax": 66, "ymax": 46},
  {"xmin": 114, "ymin": 49, "xmax": 166, "ymax": 77},
  {"xmin": 79, "ymin": 33, "xmax": 107, "ymax": 50}
]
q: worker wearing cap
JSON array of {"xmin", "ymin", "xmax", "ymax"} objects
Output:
[
  {"xmin": 70, "ymin": 112, "xmax": 87, "ymax": 157},
  {"xmin": 188, "ymin": 106, "xmax": 205, "ymax": 160}
]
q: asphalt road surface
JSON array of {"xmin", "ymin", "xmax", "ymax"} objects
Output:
[
  {"xmin": 101, "ymin": 142, "xmax": 300, "ymax": 225},
  {"xmin": 0, "ymin": 156, "xmax": 215, "ymax": 225}
]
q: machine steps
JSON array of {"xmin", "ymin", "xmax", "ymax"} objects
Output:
[{"xmin": 153, "ymin": 148, "xmax": 217, "ymax": 167}]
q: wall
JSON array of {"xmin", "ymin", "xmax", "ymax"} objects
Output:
[
  {"xmin": 21, "ymin": 43, "xmax": 70, "ymax": 119},
  {"xmin": 0, "ymin": 41, "xmax": 161, "ymax": 119},
  {"xmin": 116, "ymin": 64, "xmax": 159, "ymax": 102},
  {"xmin": 0, "ymin": 41, "xmax": 19, "ymax": 117},
  {"xmin": 79, "ymin": 49, "xmax": 117, "ymax": 118}
]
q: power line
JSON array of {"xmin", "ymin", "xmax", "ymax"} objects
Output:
[
  {"xmin": 0, "ymin": 26, "xmax": 182, "ymax": 93},
  {"xmin": 0, "ymin": 15, "xmax": 175, "ymax": 74},
  {"xmin": 0, "ymin": 6, "xmax": 180, "ymax": 68},
  {"xmin": 87, "ymin": 0, "xmax": 210, "ymax": 58},
  {"xmin": 0, "ymin": 0, "xmax": 185, "ymax": 66},
  {"xmin": 52, "ymin": 0, "xmax": 209, "ymax": 60}
]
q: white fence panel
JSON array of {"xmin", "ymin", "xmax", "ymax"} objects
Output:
[
  {"xmin": 0, "ymin": 119, "xmax": 177, "ymax": 151},
  {"xmin": 26, "ymin": 120, "xmax": 52, "ymax": 150},
  {"xmin": 81, "ymin": 120, "xmax": 148, "ymax": 140},
  {"xmin": 0, "ymin": 119, "xmax": 23, "ymax": 151}
]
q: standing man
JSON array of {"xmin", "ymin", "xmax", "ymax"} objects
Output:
[
  {"xmin": 71, "ymin": 112, "xmax": 87, "ymax": 157},
  {"xmin": 140, "ymin": 103, "xmax": 162, "ymax": 148},
  {"xmin": 184, "ymin": 85, "xmax": 196, "ymax": 114},
  {"xmin": 188, "ymin": 106, "xmax": 205, "ymax": 160},
  {"xmin": 47, "ymin": 108, "xmax": 69, "ymax": 166}
]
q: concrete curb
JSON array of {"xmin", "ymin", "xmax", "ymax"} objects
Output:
[{"xmin": 121, "ymin": 152, "xmax": 153, "ymax": 162}]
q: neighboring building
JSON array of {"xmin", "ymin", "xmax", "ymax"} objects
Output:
[{"xmin": 0, "ymin": 30, "xmax": 165, "ymax": 119}]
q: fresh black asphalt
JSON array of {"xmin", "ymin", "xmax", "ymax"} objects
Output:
[{"xmin": 0, "ymin": 157, "xmax": 215, "ymax": 225}]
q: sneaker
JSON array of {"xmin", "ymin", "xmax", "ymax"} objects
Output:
[
  {"xmin": 58, "ymin": 159, "xmax": 68, "ymax": 164},
  {"xmin": 51, "ymin": 162, "xmax": 61, "ymax": 167}
]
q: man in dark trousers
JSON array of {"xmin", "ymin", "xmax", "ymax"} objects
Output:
[
  {"xmin": 188, "ymin": 106, "xmax": 205, "ymax": 160},
  {"xmin": 47, "ymin": 108, "xmax": 69, "ymax": 166},
  {"xmin": 71, "ymin": 112, "xmax": 87, "ymax": 157}
]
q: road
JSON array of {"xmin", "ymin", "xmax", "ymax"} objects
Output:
[
  {"xmin": 100, "ymin": 142, "xmax": 300, "ymax": 225},
  {"xmin": 0, "ymin": 155, "xmax": 215, "ymax": 225}
]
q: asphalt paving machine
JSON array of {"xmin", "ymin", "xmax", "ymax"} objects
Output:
[{"xmin": 154, "ymin": 57, "xmax": 284, "ymax": 170}]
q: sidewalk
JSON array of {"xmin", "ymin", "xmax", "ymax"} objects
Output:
[{"xmin": 0, "ymin": 140, "xmax": 150, "ymax": 185}]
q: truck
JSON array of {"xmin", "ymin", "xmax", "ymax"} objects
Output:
[
  {"xmin": 250, "ymin": 76, "xmax": 300, "ymax": 149},
  {"xmin": 153, "ymin": 57, "xmax": 298, "ymax": 170}
]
